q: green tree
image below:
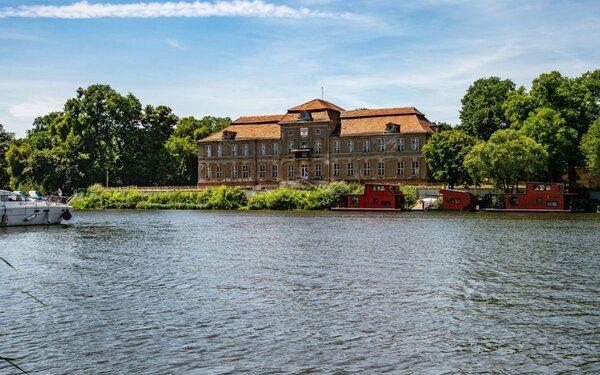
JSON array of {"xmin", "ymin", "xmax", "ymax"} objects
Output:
[
  {"xmin": 516, "ymin": 108, "xmax": 578, "ymax": 181},
  {"xmin": 422, "ymin": 129, "xmax": 477, "ymax": 187},
  {"xmin": 166, "ymin": 116, "xmax": 230, "ymax": 185},
  {"xmin": 0, "ymin": 123, "xmax": 15, "ymax": 187},
  {"xmin": 464, "ymin": 129, "xmax": 548, "ymax": 192},
  {"xmin": 581, "ymin": 118, "xmax": 600, "ymax": 177},
  {"xmin": 459, "ymin": 77, "xmax": 515, "ymax": 140}
]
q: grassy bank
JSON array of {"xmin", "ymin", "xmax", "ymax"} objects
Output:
[{"xmin": 71, "ymin": 182, "xmax": 367, "ymax": 210}]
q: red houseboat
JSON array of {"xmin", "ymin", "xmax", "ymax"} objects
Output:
[
  {"xmin": 439, "ymin": 189, "xmax": 478, "ymax": 211},
  {"xmin": 332, "ymin": 183, "xmax": 405, "ymax": 211},
  {"xmin": 486, "ymin": 182, "xmax": 574, "ymax": 213}
]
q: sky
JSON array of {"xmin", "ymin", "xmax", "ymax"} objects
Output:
[{"xmin": 0, "ymin": 0, "xmax": 599, "ymax": 137}]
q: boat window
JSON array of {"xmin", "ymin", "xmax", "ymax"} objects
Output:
[
  {"xmin": 546, "ymin": 201, "xmax": 558, "ymax": 207},
  {"xmin": 508, "ymin": 196, "xmax": 519, "ymax": 206},
  {"xmin": 351, "ymin": 197, "xmax": 359, "ymax": 206},
  {"xmin": 381, "ymin": 201, "xmax": 391, "ymax": 207},
  {"xmin": 373, "ymin": 198, "xmax": 379, "ymax": 204},
  {"xmin": 537, "ymin": 197, "xmax": 543, "ymax": 204}
]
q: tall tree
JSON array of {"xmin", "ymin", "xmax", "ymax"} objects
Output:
[
  {"xmin": 166, "ymin": 116, "xmax": 230, "ymax": 185},
  {"xmin": 459, "ymin": 77, "xmax": 515, "ymax": 140},
  {"xmin": 464, "ymin": 129, "xmax": 548, "ymax": 192},
  {"xmin": 0, "ymin": 123, "xmax": 15, "ymax": 187},
  {"xmin": 516, "ymin": 108, "xmax": 578, "ymax": 181},
  {"xmin": 422, "ymin": 129, "xmax": 477, "ymax": 187}
]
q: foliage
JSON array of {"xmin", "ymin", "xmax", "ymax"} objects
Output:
[
  {"xmin": 0, "ymin": 123, "xmax": 15, "ymax": 187},
  {"xmin": 3, "ymin": 85, "xmax": 229, "ymax": 193},
  {"xmin": 502, "ymin": 70, "xmax": 600, "ymax": 183},
  {"xmin": 459, "ymin": 77, "xmax": 515, "ymax": 140},
  {"xmin": 516, "ymin": 108, "xmax": 578, "ymax": 181},
  {"xmin": 581, "ymin": 119, "xmax": 600, "ymax": 177},
  {"xmin": 431, "ymin": 121, "xmax": 453, "ymax": 132},
  {"xmin": 304, "ymin": 181, "xmax": 360, "ymax": 210},
  {"xmin": 422, "ymin": 129, "xmax": 477, "ymax": 187},
  {"xmin": 165, "ymin": 116, "xmax": 230, "ymax": 185},
  {"xmin": 464, "ymin": 129, "xmax": 549, "ymax": 193},
  {"xmin": 400, "ymin": 186, "xmax": 418, "ymax": 208}
]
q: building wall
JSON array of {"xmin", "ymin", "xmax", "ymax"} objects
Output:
[{"xmin": 197, "ymin": 130, "xmax": 431, "ymax": 187}]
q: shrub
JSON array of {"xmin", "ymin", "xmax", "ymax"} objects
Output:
[{"xmin": 400, "ymin": 186, "xmax": 417, "ymax": 208}]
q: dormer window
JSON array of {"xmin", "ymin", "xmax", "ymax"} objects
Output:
[
  {"xmin": 385, "ymin": 123, "xmax": 400, "ymax": 133},
  {"xmin": 222, "ymin": 130, "xmax": 237, "ymax": 140},
  {"xmin": 299, "ymin": 110, "xmax": 313, "ymax": 121}
]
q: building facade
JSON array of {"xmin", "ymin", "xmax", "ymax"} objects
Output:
[{"xmin": 197, "ymin": 99, "xmax": 436, "ymax": 188}]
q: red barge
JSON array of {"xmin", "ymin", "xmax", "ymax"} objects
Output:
[{"xmin": 332, "ymin": 183, "xmax": 405, "ymax": 211}]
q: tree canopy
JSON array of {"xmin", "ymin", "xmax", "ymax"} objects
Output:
[
  {"xmin": 464, "ymin": 129, "xmax": 548, "ymax": 192},
  {"xmin": 0, "ymin": 123, "xmax": 15, "ymax": 187},
  {"xmin": 459, "ymin": 77, "xmax": 515, "ymax": 140},
  {"xmin": 422, "ymin": 129, "xmax": 477, "ymax": 187},
  {"xmin": 2, "ymin": 85, "xmax": 229, "ymax": 193}
]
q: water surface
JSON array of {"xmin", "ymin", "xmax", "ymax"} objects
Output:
[{"xmin": 1, "ymin": 210, "xmax": 599, "ymax": 374}]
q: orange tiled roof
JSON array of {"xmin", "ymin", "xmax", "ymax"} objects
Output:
[
  {"xmin": 288, "ymin": 99, "xmax": 345, "ymax": 113},
  {"xmin": 340, "ymin": 113, "xmax": 434, "ymax": 136},
  {"xmin": 231, "ymin": 114, "xmax": 285, "ymax": 125},
  {"xmin": 341, "ymin": 107, "xmax": 424, "ymax": 118},
  {"xmin": 198, "ymin": 123, "xmax": 281, "ymax": 142}
]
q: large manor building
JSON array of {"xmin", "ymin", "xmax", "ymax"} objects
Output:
[{"xmin": 197, "ymin": 99, "xmax": 437, "ymax": 188}]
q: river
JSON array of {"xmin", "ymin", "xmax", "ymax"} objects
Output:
[{"xmin": 1, "ymin": 210, "xmax": 599, "ymax": 374}]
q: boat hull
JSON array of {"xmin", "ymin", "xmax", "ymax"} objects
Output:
[{"xmin": 1, "ymin": 201, "xmax": 72, "ymax": 227}]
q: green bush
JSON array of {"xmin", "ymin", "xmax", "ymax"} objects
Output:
[
  {"xmin": 247, "ymin": 192, "xmax": 269, "ymax": 210},
  {"xmin": 400, "ymin": 186, "xmax": 417, "ymax": 208},
  {"xmin": 304, "ymin": 181, "xmax": 358, "ymax": 210}
]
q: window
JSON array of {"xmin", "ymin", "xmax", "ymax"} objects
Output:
[
  {"xmin": 333, "ymin": 163, "xmax": 340, "ymax": 177},
  {"xmin": 205, "ymin": 145, "xmax": 211, "ymax": 158},
  {"xmin": 216, "ymin": 166, "xmax": 222, "ymax": 179},
  {"xmin": 288, "ymin": 129, "xmax": 294, "ymax": 136},
  {"xmin": 347, "ymin": 162, "xmax": 354, "ymax": 177},
  {"xmin": 259, "ymin": 164, "xmax": 266, "ymax": 178},
  {"xmin": 216, "ymin": 144, "xmax": 222, "ymax": 157},
  {"xmin": 397, "ymin": 138, "xmax": 405, "ymax": 152},
  {"xmin": 242, "ymin": 165, "xmax": 249, "ymax": 178},
  {"xmin": 334, "ymin": 140, "xmax": 341, "ymax": 153},
  {"xmin": 377, "ymin": 139, "xmax": 385, "ymax": 152},
  {"xmin": 315, "ymin": 163, "xmax": 322, "ymax": 177},
  {"xmin": 347, "ymin": 140, "xmax": 354, "ymax": 153},
  {"xmin": 378, "ymin": 162, "xmax": 385, "ymax": 176},
  {"xmin": 232, "ymin": 164, "xmax": 238, "ymax": 178},
  {"xmin": 363, "ymin": 162, "xmax": 370, "ymax": 176},
  {"xmin": 397, "ymin": 161, "xmax": 404, "ymax": 176},
  {"xmin": 288, "ymin": 141, "xmax": 294, "ymax": 154},
  {"xmin": 547, "ymin": 201, "xmax": 558, "ymax": 207},
  {"xmin": 537, "ymin": 197, "xmax": 543, "ymax": 204},
  {"xmin": 206, "ymin": 165, "xmax": 212, "ymax": 178},
  {"xmin": 363, "ymin": 139, "xmax": 370, "ymax": 153},
  {"xmin": 301, "ymin": 164, "xmax": 308, "ymax": 178},
  {"xmin": 315, "ymin": 128, "xmax": 321, "ymax": 135},
  {"xmin": 315, "ymin": 140, "xmax": 322, "ymax": 154},
  {"xmin": 300, "ymin": 141, "xmax": 308, "ymax": 149},
  {"xmin": 288, "ymin": 164, "xmax": 294, "ymax": 177},
  {"xmin": 258, "ymin": 143, "xmax": 266, "ymax": 156},
  {"xmin": 242, "ymin": 143, "xmax": 249, "ymax": 157},
  {"xmin": 412, "ymin": 137, "xmax": 420, "ymax": 151},
  {"xmin": 272, "ymin": 164, "xmax": 278, "ymax": 178},
  {"xmin": 272, "ymin": 143, "xmax": 279, "ymax": 156},
  {"xmin": 231, "ymin": 144, "xmax": 238, "ymax": 157},
  {"xmin": 412, "ymin": 161, "xmax": 419, "ymax": 176}
]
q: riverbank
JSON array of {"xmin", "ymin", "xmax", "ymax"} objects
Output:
[{"xmin": 71, "ymin": 182, "xmax": 420, "ymax": 210}]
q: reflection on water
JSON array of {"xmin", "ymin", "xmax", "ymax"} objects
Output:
[{"xmin": 1, "ymin": 210, "xmax": 599, "ymax": 374}]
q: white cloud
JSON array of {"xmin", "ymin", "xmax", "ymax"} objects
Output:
[
  {"xmin": 0, "ymin": 0, "xmax": 352, "ymax": 19},
  {"xmin": 8, "ymin": 97, "xmax": 64, "ymax": 119},
  {"xmin": 166, "ymin": 39, "xmax": 183, "ymax": 49}
]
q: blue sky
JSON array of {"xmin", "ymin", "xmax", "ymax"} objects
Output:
[{"xmin": 1, "ymin": 0, "xmax": 599, "ymax": 137}]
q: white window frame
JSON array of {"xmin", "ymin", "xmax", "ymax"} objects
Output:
[
  {"xmin": 259, "ymin": 143, "xmax": 266, "ymax": 156},
  {"xmin": 378, "ymin": 162, "xmax": 385, "ymax": 176},
  {"xmin": 347, "ymin": 140, "xmax": 354, "ymax": 153},
  {"xmin": 315, "ymin": 163, "xmax": 322, "ymax": 177},
  {"xmin": 397, "ymin": 161, "xmax": 404, "ymax": 176},
  {"xmin": 272, "ymin": 164, "xmax": 278, "ymax": 178},
  {"xmin": 377, "ymin": 139, "xmax": 385, "ymax": 152},
  {"xmin": 412, "ymin": 161, "xmax": 419, "ymax": 176},
  {"xmin": 242, "ymin": 143, "xmax": 249, "ymax": 157},
  {"xmin": 363, "ymin": 162, "xmax": 370, "ymax": 176},
  {"xmin": 259, "ymin": 164, "xmax": 266, "ymax": 178},
  {"xmin": 232, "ymin": 164, "xmax": 238, "ymax": 178},
  {"xmin": 205, "ymin": 145, "xmax": 211, "ymax": 158},
  {"xmin": 242, "ymin": 165, "xmax": 249, "ymax": 178},
  {"xmin": 315, "ymin": 140, "xmax": 322, "ymax": 154},
  {"xmin": 272, "ymin": 142, "xmax": 279, "ymax": 156},
  {"xmin": 363, "ymin": 139, "xmax": 370, "ymax": 153},
  {"xmin": 231, "ymin": 144, "xmax": 238, "ymax": 157},
  {"xmin": 397, "ymin": 138, "xmax": 405, "ymax": 152},
  {"xmin": 333, "ymin": 163, "xmax": 340, "ymax": 177},
  {"xmin": 334, "ymin": 140, "xmax": 340, "ymax": 153},
  {"xmin": 347, "ymin": 162, "xmax": 354, "ymax": 177},
  {"xmin": 288, "ymin": 164, "xmax": 294, "ymax": 177},
  {"xmin": 412, "ymin": 137, "xmax": 419, "ymax": 151}
]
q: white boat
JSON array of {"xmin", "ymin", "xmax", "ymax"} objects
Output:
[{"xmin": 1, "ymin": 189, "xmax": 73, "ymax": 226}]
